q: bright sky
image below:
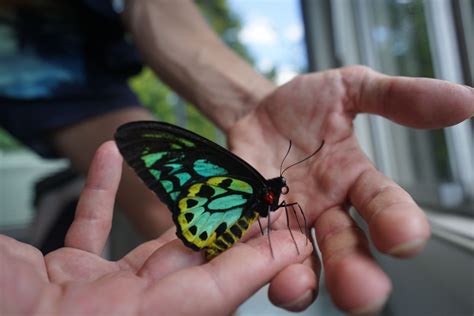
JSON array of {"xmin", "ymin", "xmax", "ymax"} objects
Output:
[{"xmin": 227, "ymin": 0, "xmax": 308, "ymax": 84}]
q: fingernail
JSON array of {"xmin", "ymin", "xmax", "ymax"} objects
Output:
[
  {"xmin": 280, "ymin": 290, "xmax": 315, "ymax": 312},
  {"xmin": 349, "ymin": 296, "xmax": 388, "ymax": 316},
  {"xmin": 388, "ymin": 238, "xmax": 427, "ymax": 257}
]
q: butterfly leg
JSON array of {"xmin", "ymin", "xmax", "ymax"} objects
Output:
[
  {"xmin": 287, "ymin": 202, "xmax": 304, "ymax": 235},
  {"xmin": 286, "ymin": 202, "xmax": 309, "ymax": 245},
  {"xmin": 267, "ymin": 206, "xmax": 275, "ymax": 259},
  {"xmin": 282, "ymin": 201, "xmax": 301, "ymax": 255},
  {"xmin": 257, "ymin": 217, "xmax": 265, "ymax": 236}
]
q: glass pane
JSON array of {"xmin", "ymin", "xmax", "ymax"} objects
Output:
[
  {"xmin": 366, "ymin": 0, "xmax": 434, "ymax": 77},
  {"xmin": 353, "ymin": 0, "xmax": 466, "ymax": 208}
]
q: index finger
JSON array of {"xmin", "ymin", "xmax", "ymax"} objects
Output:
[{"xmin": 65, "ymin": 141, "xmax": 122, "ymax": 255}]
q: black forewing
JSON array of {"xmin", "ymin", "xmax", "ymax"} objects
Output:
[{"xmin": 114, "ymin": 121, "xmax": 267, "ymax": 212}]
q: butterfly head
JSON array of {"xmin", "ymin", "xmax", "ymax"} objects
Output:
[{"xmin": 264, "ymin": 176, "xmax": 289, "ymax": 209}]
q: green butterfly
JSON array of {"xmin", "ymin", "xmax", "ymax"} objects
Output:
[{"xmin": 114, "ymin": 121, "xmax": 323, "ymax": 259}]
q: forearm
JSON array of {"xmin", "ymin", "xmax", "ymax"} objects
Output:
[{"xmin": 123, "ymin": 0, "xmax": 275, "ymax": 132}]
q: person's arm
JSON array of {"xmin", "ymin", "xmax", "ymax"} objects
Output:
[
  {"xmin": 122, "ymin": 0, "xmax": 275, "ymax": 132},
  {"xmin": 51, "ymin": 0, "xmax": 275, "ymax": 238}
]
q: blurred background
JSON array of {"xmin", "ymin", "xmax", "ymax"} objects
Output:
[{"xmin": 0, "ymin": 0, "xmax": 472, "ymax": 315}]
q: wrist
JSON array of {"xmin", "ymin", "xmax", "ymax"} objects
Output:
[
  {"xmin": 123, "ymin": 0, "xmax": 276, "ymax": 131},
  {"xmin": 194, "ymin": 57, "xmax": 275, "ymax": 132}
]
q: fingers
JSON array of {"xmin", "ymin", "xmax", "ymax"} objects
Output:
[
  {"xmin": 268, "ymin": 255, "xmax": 320, "ymax": 312},
  {"xmin": 0, "ymin": 236, "xmax": 48, "ymax": 316},
  {"xmin": 65, "ymin": 141, "xmax": 122, "ymax": 255},
  {"xmin": 349, "ymin": 168, "xmax": 430, "ymax": 257},
  {"xmin": 315, "ymin": 206, "xmax": 392, "ymax": 314},
  {"xmin": 342, "ymin": 66, "xmax": 474, "ymax": 128},
  {"xmin": 141, "ymin": 230, "xmax": 312, "ymax": 315},
  {"xmin": 134, "ymin": 211, "xmax": 296, "ymax": 285},
  {"xmin": 0, "ymin": 235, "xmax": 49, "ymax": 282},
  {"xmin": 119, "ymin": 228, "xmax": 179, "ymax": 272},
  {"xmin": 137, "ymin": 239, "xmax": 204, "ymax": 281}
]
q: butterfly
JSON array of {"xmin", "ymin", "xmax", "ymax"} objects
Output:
[{"xmin": 114, "ymin": 121, "xmax": 324, "ymax": 259}]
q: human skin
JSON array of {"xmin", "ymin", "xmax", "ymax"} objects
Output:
[
  {"xmin": 47, "ymin": 0, "xmax": 474, "ymax": 314},
  {"xmin": 228, "ymin": 66, "xmax": 473, "ymax": 312},
  {"xmin": 0, "ymin": 142, "xmax": 314, "ymax": 315}
]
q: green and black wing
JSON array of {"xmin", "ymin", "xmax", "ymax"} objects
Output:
[{"xmin": 114, "ymin": 121, "xmax": 267, "ymax": 258}]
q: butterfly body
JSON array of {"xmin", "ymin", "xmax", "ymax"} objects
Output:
[{"xmin": 115, "ymin": 121, "xmax": 291, "ymax": 259}]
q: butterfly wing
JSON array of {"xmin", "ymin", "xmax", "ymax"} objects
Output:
[
  {"xmin": 114, "ymin": 121, "xmax": 267, "ymax": 258},
  {"xmin": 176, "ymin": 176, "xmax": 261, "ymax": 258}
]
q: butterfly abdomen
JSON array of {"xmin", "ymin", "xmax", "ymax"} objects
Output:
[{"xmin": 205, "ymin": 212, "xmax": 259, "ymax": 259}]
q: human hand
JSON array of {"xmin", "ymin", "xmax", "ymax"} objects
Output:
[
  {"xmin": 227, "ymin": 66, "xmax": 474, "ymax": 314},
  {"xmin": 0, "ymin": 141, "xmax": 313, "ymax": 315}
]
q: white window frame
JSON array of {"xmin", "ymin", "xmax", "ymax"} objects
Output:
[{"xmin": 424, "ymin": 0, "xmax": 473, "ymax": 202}]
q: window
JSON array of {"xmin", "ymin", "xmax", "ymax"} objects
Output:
[{"xmin": 303, "ymin": 0, "xmax": 473, "ymax": 215}]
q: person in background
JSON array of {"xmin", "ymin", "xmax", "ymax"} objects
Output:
[{"xmin": 0, "ymin": 0, "xmax": 473, "ymax": 314}]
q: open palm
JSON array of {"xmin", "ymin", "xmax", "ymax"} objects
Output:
[
  {"xmin": 228, "ymin": 66, "xmax": 474, "ymax": 313},
  {"xmin": 0, "ymin": 142, "xmax": 313, "ymax": 316}
]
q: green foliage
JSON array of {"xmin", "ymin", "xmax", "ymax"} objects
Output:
[
  {"xmin": 431, "ymin": 129, "xmax": 452, "ymax": 181},
  {"xmin": 409, "ymin": 1, "xmax": 434, "ymax": 78},
  {"xmin": 128, "ymin": 68, "xmax": 176, "ymax": 124},
  {"xmin": 129, "ymin": 67, "xmax": 219, "ymax": 141},
  {"xmin": 389, "ymin": 0, "xmax": 434, "ymax": 78},
  {"xmin": 186, "ymin": 103, "xmax": 218, "ymax": 141},
  {"xmin": 197, "ymin": 0, "xmax": 253, "ymax": 63},
  {"xmin": 0, "ymin": 128, "xmax": 21, "ymax": 151}
]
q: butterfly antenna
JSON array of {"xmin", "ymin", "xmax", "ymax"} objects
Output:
[
  {"xmin": 280, "ymin": 140, "xmax": 293, "ymax": 176},
  {"xmin": 281, "ymin": 140, "xmax": 325, "ymax": 175}
]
